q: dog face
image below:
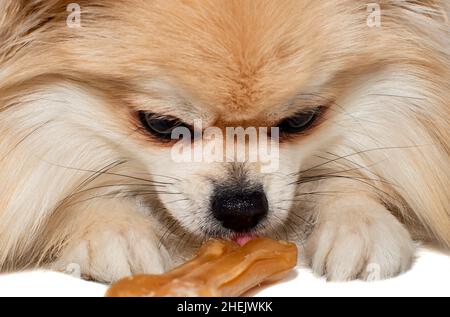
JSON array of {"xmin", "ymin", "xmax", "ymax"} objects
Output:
[
  {"xmin": 3, "ymin": 0, "xmax": 447, "ymax": 245},
  {"xmin": 41, "ymin": 1, "xmax": 409, "ymax": 239},
  {"xmin": 67, "ymin": 0, "xmax": 361, "ymax": 239}
]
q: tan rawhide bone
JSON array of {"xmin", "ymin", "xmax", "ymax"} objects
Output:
[{"xmin": 106, "ymin": 237, "xmax": 297, "ymax": 297}]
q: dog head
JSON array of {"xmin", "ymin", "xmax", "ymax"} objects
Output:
[{"xmin": 2, "ymin": 0, "xmax": 446, "ymax": 244}]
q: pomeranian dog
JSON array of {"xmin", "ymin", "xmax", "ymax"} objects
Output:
[{"xmin": 0, "ymin": 0, "xmax": 448, "ymax": 283}]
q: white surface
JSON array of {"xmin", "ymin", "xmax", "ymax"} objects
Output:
[{"xmin": 0, "ymin": 248, "xmax": 448, "ymax": 297}]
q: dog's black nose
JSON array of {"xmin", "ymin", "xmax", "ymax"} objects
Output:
[{"xmin": 211, "ymin": 188, "xmax": 268, "ymax": 233}]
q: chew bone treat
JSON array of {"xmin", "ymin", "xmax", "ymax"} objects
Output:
[{"xmin": 106, "ymin": 238, "xmax": 297, "ymax": 297}]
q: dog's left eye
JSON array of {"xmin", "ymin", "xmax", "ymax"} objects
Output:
[
  {"xmin": 278, "ymin": 109, "xmax": 320, "ymax": 134},
  {"xmin": 138, "ymin": 111, "xmax": 191, "ymax": 141}
]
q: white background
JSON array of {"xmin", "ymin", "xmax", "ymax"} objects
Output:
[{"xmin": 0, "ymin": 246, "xmax": 448, "ymax": 297}]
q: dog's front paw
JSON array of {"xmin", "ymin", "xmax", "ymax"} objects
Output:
[
  {"xmin": 50, "ymin": 227, "xmax": 170, "ymax": 283},
  {"xmin": 305, "ymin": 202, "xmax": 415, "ymax": 281}
]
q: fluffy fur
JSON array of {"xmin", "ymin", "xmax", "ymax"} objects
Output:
[{"xmin": 0, "ymin": 0, "xmax": 448, "ymax": 282}]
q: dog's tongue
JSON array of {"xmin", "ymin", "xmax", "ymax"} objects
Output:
[{"xmin": 232, "ymin": 234, "xmax": 257, "ymax": 246}]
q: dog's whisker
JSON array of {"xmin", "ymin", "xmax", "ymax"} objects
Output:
[
  {"xmin": 52, "ymin": 160, "xmax": 129, "ymax": 213},
  {"xmin": 289, "ymin": 145, "xmax": 428, "ymax": 178},
  {"xmin": 46, "ymin": 160, "xmax": 173, "ymax": 186},
  {"xmin": 61, "ymin": 189, "xmax": 181, "ymax": 210},
  {"xmin": 294, "ymin": 174, "xmax": 404, "ymax": 206}
]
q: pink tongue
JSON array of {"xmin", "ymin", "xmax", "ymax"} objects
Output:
[{"xmin": 232, "ymin": 234, "xmax": 256, "ymax": 246}]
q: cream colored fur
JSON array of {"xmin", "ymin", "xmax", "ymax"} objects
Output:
[{"xmin": 0, "ymin": 0, "xmax": 448, "ymax": 282}]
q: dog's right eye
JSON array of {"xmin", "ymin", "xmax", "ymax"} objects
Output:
[
  {"xmin": 138, "ymin": 111, "xmax": 192, "ymax": 141},
  {"xmin": 277, "ymin": 107, "xmax": 323, "ymax": 135}
]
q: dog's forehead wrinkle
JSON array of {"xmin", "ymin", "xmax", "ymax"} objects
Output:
[
  {"xmin": 136, "ymin": 77, "xmax": 305, "ymax": 125},
  {"xmin": 134, "ymin": 78, "xmax": 206, "ymax": 116}
]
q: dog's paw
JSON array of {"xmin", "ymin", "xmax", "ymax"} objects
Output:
[
  {"xmin": 50, "ymin": 227, "xmax": 170, "ymax": 283},
  {"xmin": 305, "ymin": 203, "xmax": 415, "ymax": 281}
]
